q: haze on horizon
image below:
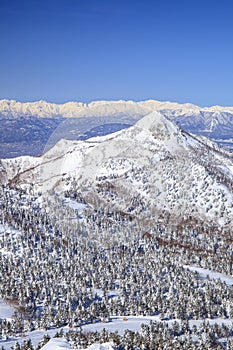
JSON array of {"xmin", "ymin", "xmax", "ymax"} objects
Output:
[{"xmin": 1, "ymin": 0, "xmax": 233, "ymax": 107}]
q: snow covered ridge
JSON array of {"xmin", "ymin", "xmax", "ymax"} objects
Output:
[
  {"xmin": 1, "ymin": 98, "xmax": 233, "ymax": 118},
  {"xmin": 1, "ymin": 111, "xmax": 233, "ymax": 228},
  {"xmin": 1, "ymin": 98, "xmax": 233, "ymax": 159}
]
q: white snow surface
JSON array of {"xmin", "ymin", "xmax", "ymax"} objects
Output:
[
  {"xmin": 0, "ymin": 299, "xmax": 14, "ymax": 320},
  {"xmin": 40, "ymin": 339, "xmax": 114, "ymax": 350},
  {"xmin": 81, "ymin": 342, "xmax": 115, "ymax": 350},
  {"xmin": 63, "ymin": 198, "xmax": 87, "ymax": 213},
  {"xmin": 81, "ymin": 316, "xmax": 159, "ymax": 335},
  {"xmin": 40, "ymin": 338, "xmax": 71, "ymax": 349},
  {"xmin": 2, "ymin": 316, "xmax": 233, "ymax": 349},
  {"xmin": 184, "ymin": 265, "xmax": 233, "ymax": 286}
]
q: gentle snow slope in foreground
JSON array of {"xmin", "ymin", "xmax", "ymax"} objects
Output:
[{"xmin": 40, "ymin": 338, "xmax": 114, "ymax": 350}]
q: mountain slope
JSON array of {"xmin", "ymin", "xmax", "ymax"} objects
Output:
[
  {"xmin": 0, "ymin": 99, "xmax": 233, "ymax": 159},
  {"xmin": 1, "ymin": 112, "xmax": 232, "ymax": 229}
]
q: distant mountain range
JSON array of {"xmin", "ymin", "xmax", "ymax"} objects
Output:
[
  {"xmin": 0, "ymin": 99, "xmax": 233, "ymax": 157},
  {"xmin": 1, "ymin": 112, "xmax": 232, "ymax": 229}
]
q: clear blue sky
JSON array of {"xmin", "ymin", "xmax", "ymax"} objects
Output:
[{"xmin": 1, "ymin": 0, "xmax": 233, "ymax": 106}]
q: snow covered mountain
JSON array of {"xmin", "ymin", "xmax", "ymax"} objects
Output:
[
  {"xmin": 1, "ymin": 112, "xmax": 233, "ymax": 229},
  {"xmin": 1, "ymin": 111, "xmax": 233, "ymax": 349},
  {"xmin": 1, "ymin": 98, "xmax": 233, "ymax": 119},
  {"xmin": 0, "ymin": 99, "xmax": 233, "ymax": 158}
]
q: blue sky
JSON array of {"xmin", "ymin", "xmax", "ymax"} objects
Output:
[{"xmin": 0, "ymin": 0, "xmax": 233, "ymax": 106}]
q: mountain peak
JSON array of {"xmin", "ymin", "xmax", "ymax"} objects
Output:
[
  {"xmin": 1, "ymin": 110, "xmax": 233, "ymax": 228},
  {"xmin": 136, "ymin": 111, "xmax": 180, "ymax": 140}
]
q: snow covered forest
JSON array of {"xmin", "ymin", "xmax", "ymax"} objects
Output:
[
  {"xmin": 0, "ymin": 183, "xmax": 233, "ymax": 349},
  {"xmin": 0, "ymin": 112, "xmax": 233, "ymax": 349}
]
